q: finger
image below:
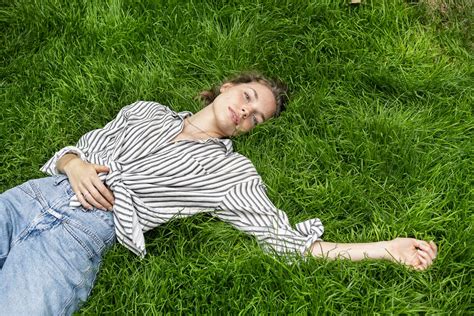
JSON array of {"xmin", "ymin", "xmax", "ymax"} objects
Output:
[
  {"xmin": 70, "ymin": 183, "xmax": 93, "ymax": 210},
  {"xmin": 416, "ymin": 241, "xmax": 436, "ymax": 260},
  {"xmin": 409, "ymin": 256, "xmax": 425, "ymax": 271},
  {"xmin": 84, "ymin": 185, "xmax": 109, "ymax": 211},
  {"xmin": 92, "ymin": 177, "xmax": 115, "ymax": 207},
  {"xmin": 81, "ymin": 187, "xmax": 104, "ymax": 211},
  {"xmin": 429, "ymin": 241, "xmax": 438, "ymax": 257},
  {"xmin": 424, "ymin": 242, "xmax": 436, "ymax": 260},
  {"xmin": 414, "ymin": 263, "xmax": 427, "ymax": 271},
  {"xmin": 93, "ymin": 164, "xmax": 110, "ymax": 173},
  {"xmin": 417, "ymin": 249, "xmax": 433, "ymax": 266},
  {"xmin": 417, "ymin": 250, "xmax": 431, "ymax": 269},
  {"xmin": 75, "ymin": 188, "xmax": 93, "ymax": 210},
  {"xmin": 413, "ymin": 263, "xmax": 424, "ymax": 271},
  {"xmin": 78, "ymin": 195, "xmax": 93, "ymax": 210},
  {"xmin": 91, "ymin": 184, "xmax": 113, "ymax": 210}
]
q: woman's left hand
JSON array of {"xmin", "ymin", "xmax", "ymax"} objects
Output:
[{"xmin": 387, "ymin": 238, "xmax": 438, "ymax": 270}]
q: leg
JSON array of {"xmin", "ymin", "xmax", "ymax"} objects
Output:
[
  {"xmin": 0, "ymin": 220, "xmax": 106, "ymax": 315},
  {"xmin": 0, "ymin": 176, "xmax": 115, "ymax": 315},
  {"xmin": 0, "ymin": 181, "xmax": 49, "ymax": 269}
]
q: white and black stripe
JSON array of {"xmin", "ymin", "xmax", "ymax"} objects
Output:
[{"xmin": 41, "ymin": 101, "xmax": 324, "ymax": 258}]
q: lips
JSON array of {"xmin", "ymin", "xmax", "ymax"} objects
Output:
[{"xmin": 229, "ymin": 107, "xmax": 239, "ymax": 125}]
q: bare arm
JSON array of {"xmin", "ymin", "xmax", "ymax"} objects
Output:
[
  {"xmin": 310, "ymin": 238, "xmax": 437, "ymax": 270},
  {"xmin": 57, "ymin": 154, "xmax": 115, "ymax": 211}
]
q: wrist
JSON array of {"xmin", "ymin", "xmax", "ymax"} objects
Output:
[
  {"xmin": 380, "ymin": 240, "xmax": 393, "ymax": 261},
  {"xmin": 59, "ymin": 154, "xmax": 81, "ymax": 174}
]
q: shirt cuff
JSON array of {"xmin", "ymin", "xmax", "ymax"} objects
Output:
[
  {"xmin": 40, "ymin": 146, "xmax": 87, "ymax": 175},
  {"xmin": 295, "ymin": 218, "xmax": 325, "ymax": 256}
]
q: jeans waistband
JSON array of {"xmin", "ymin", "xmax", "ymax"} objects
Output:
[{"xmin": 26, "ymin": 175, "xmax": 116, "ymax": 253}]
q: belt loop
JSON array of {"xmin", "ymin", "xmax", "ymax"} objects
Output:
[{"xmin": 53, "ymin": 174, "xmax": 68, "ymax": 185}]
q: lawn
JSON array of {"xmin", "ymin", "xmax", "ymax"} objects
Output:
[{"xmin": 1, "ymin": 0, "xmax": 472, "ymax": 314}]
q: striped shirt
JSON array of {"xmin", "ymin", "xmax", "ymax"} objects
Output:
[{"xmin": 41, "ymin": 101, "xmax": 324, "ymax": 258}]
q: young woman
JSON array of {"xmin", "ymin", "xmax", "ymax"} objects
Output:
[{"xmin": 0, "ymin": 72, "xmax": 437, "ymax": 315}]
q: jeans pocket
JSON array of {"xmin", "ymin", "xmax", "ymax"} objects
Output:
[
  {"xmin": 90, "ymin": 209, "xmax": 115, "ymax": 231},
  {"xmin": 89, "ymin": 210, "xmax": 116, "ymax": 248},
  {"xmin": 63, "ymin": 222, "xmax": 98, "ymax": 260}
]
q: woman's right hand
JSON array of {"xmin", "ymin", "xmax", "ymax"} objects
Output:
[{"xmin": 62, "ymin": 157, "xmax": 115, "ymax": 211}]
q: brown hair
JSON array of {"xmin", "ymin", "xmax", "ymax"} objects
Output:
[{"xmin": 198, "ymin": 72, "xmax": 288, "ymax": 118}]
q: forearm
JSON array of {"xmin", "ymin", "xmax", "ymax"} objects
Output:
[
  {"xmin": 56, "ymin": 153, "xmax": 80, "ymax": 174},
  {"xmin": 310, "ymin": 240, "xmax": 390, "ymax": 261}
]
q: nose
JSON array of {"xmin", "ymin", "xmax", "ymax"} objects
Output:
[{"xmin": 240, "ymin": 104, "xmax": 250, "ymax": 119}]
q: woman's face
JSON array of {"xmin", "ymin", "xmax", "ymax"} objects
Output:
[{"xmin": 211, "ymin": 81, "xmax": 277, "ymax": 137}]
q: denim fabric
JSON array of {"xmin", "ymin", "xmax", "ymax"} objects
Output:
[{"xmin": 0, "ymin": 175, "xmax": 115, "ymax": 315}]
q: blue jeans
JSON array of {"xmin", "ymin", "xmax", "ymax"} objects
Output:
[{"xmin": 0, "ymin": 175, "xmax": 115, "ymax": 315}]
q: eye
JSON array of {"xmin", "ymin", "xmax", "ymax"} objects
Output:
[
  {"xmin": 244, "ymin": 91, "xmax": 251, "ymax": 102},
  {"xmin": 252, "ymin": 114, "xmax": 259, "ymax": 126}
]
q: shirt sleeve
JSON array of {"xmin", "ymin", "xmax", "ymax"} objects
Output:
[
  {"xmin": 215, "ymin": 178, "xmax": 324, "ymax": 257},
  {"xmin": 40, "ymin": 101, "xmax": 149, "ymax": 175}
]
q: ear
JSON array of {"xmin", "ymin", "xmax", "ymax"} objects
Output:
[{"xmin": 219, "ymin": 82, "xmax": 235, "ymax": 93}]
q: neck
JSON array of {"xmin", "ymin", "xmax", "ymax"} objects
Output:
[{"xmin": 183, "ymin": 105, "xmax": 224, "ymax": 139}]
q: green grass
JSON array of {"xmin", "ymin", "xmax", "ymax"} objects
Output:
[{"xmin": 1, "ymin": 0, "xmax": 473, "ymax": 314}]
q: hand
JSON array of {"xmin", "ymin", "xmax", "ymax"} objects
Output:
[
  {"xmin": 386, "ymin": 238, "xmax": 437, "ymax": 270},
  {"xmin": 63, "ymin": 157, "xmax": 115, "ymax": 211}
]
